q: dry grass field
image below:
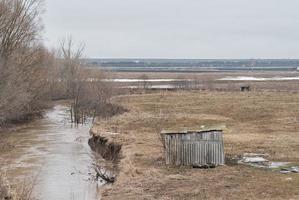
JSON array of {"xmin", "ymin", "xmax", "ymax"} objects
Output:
[
  {"xmin": 91, "ymin": 91, "xmax": 299, "ymax": 199},
  {"xmin": 111, "ymin": 71, "xmax": 299, "ymax": 92}
]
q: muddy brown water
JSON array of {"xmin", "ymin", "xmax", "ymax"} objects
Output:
[{"xmin": 0, "ymin": 105, "xmax": 102, "ymax": 200}]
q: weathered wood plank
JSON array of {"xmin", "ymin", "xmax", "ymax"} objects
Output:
[{"xmin": 163, "ymin": 130, "xmax": 225, "ymax": 167}]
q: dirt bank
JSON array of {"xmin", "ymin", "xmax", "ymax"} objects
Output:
[
  {"xmin": 88, "ymin": 134, "xmax": 122, "ymax": 162},
  {"xmin": 91, "ymin": 91, "xmax": 299, "ymax": 199}
]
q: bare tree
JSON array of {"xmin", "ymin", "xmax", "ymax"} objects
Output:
[
  {"xmin": 0, "ymin": 0, "xmax": 47, "ymax": 125},
  {"xmin": 59, "ymin": 37, "xmax": 85, "ymax": 98},
  {"xmin": 59, "ymin": 37, "xmax": 121, "ymax": 124},
  {"xmin": 58, "ymin": 37, "xmax": 84, "ymax": 123},
  {"xmin": 0, "ymin": 0, "xmax": 43, "ymax": 62}
]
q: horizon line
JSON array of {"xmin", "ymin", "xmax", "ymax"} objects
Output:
[{"xmin": 86, "ymin": 58, "xmax": 299, "ymax": 60}]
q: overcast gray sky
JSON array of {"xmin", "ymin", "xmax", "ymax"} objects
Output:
[{"xmin": 43, "ymin": 0, "xmax": 299, "ymax": 59}]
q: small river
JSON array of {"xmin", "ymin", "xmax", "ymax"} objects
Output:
[{"xmin": 0, "ymin": 105, "xmax": 101, "ymax": 200}]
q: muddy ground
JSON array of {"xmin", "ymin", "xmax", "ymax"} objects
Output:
[{"xmin": 91, "ymin": 90, "xmax": 299, "ymax": 199}]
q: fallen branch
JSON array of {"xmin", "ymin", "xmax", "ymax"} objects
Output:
[{"xmin": 92, "ymin": 163, "xmax": 116, "ymax": 183}]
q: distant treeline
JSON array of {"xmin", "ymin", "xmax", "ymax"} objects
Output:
[{"xmin": 87, "ymin": 59, "xmax": 299, "ymax": 72}]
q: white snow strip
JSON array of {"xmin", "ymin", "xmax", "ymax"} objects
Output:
[{"xmin": 219, "ymin": 76, "xmax": 299, "ymax": 81}]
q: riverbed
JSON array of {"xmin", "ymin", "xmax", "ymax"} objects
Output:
[{"xmin": 0, "ymin": 105, "xmax": 101, "ymax": 200}]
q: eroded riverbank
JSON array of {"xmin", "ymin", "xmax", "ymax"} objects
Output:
[{"xmin": 0, "ymin": 105, "xmax": 102, "ymax": 200}]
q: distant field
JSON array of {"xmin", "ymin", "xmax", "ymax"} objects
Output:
[
  {"xmin": 87, "ymin": 58, "xmax": 299, "ymax": 72},
  {"xmin": 110, "ymin": 71, "xmax": 299, "ymax": 92}
]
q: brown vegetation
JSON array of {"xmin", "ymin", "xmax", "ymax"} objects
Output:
[
  {"xmin": 0, "ymin": 172, "xmax": 36, "ymax": 200},
  {"xmin": 0, "ymin": 0, "xmax": 117, "ymax": 126},
  {"xmin": 0, "ymin": 0, "xmax": 49, "ymax": 125},
  {"xmin": 56, "ymin": 37, "xmax": 118, "ymax": 123},
  {"xmin": 92, "ymin": 91, "xmax": 299, "ymax": 199}
]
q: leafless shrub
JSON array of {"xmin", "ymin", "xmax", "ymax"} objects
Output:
[
  {"xmin": 57, "ymin": 37, "xmax": 87, "ymax": 123},
  {"xmin": 57, "ymin": 37, "xmax": 123, "ymax": 124},
  {"xmin": 59, "ymin": 36, "xmax": 85, "ymax": 99}
]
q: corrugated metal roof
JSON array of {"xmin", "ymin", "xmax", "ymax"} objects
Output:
[{"xmin": 161, "ymin": 124, "xmax": 226, "ymax": 135}]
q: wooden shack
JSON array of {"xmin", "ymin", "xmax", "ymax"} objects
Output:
[{"xmin": 162, "ymin": 129, "xmax": 225, "ymax": 167}]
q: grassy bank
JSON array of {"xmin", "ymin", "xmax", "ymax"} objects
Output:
[{"xmin": 91, "ymin": 91, "xmax": 299, "ymax": 199}]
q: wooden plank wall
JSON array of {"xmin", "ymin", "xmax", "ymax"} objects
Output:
[{"xmin": 164, "ymin": 131, "xmax": 225, "ymax": 166}]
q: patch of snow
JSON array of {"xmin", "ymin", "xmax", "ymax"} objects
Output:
[
  {"xmin": 268, "ymin": 162, "xmax": 291, "ymax": 169},
  {"xmin": 123, "ymin": 85, "xmax": 175, "ymax": 89},
  {"xmin": 106, "ymin": 79, "xmax": 181, "ymax": 83},
  {"xmin": 238, "ymin": 153, "xmax": 296, "ymax": 172},
  {"xmin": 242, "ymin": 157, "xmax": 268, "ymax": 163},
  {"xmin": 219, "ymin": 76, "xmax": 299, "ymax": 81},
  {"xmin": 243, "ymin": 153, "xmax": 270, "ymax": 157}
]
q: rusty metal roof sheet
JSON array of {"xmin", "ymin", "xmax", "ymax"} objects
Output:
[{"xmin": 161, "ymin": 124, "xmax": 226, "ymax": 135}]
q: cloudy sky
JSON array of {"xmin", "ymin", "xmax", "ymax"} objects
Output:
[{"xmin": 43, "ymin": 0, "xmax": 299, "ymax": 59}]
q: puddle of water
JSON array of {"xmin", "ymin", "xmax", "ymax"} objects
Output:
[{"xmin": 0, "ymin": 105, "xmax": 101, "ymax": 200}]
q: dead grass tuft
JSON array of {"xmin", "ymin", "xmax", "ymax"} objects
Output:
[{"xmin": 0, "ymin": 171, "xmax": 38, "ymax": 200}]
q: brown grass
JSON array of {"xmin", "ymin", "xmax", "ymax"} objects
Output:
[
  {"xmin": 0, "ymin": 172, "xmax": 37, "ymax": 200},
  {"xmin": 92, "ymin": 91, "xmax": 299, "ymax": 200}
]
